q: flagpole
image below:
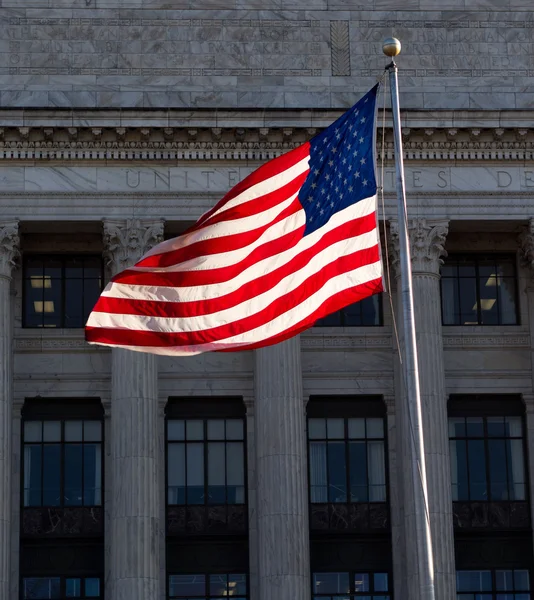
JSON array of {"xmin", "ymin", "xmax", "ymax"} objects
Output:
[{"xmin": 382, "ymin": 38, "xmax": 436, "ymax": 600}]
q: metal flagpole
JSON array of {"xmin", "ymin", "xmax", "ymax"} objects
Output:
[{"xmin": 382, "ymin": 38, "xmax": 436, "ymax": 600}]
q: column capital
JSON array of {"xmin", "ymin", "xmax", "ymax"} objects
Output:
[
  {"xmin": 0, "ymin": 220, "xmax": 20, "ymax": 278},
  {"xmin": 389, "ymin": 218, "xmax": 449, "ymax": 277},
  {"xmin": 519, "ymin": 218, "xmax": 534, "ymax": 275},
  {"xmin": 102, "ymin": 218, "xmax": 164, "ymax": 276}
]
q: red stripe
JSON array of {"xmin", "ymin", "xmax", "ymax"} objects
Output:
[
  {"xmin": 113, "ymin": 198, "xmax": 304, "ymax": 287},
  {"xmin": 136, "ymin": 169, "xmax": 309, "ymax": 269},
  {"xmin": 94, "ymin": 212, "xmax": 378, "ymax": 319},
  {"xmin": 86, "ymin": 277, "xmax": 383, "ymax": 352},
  {"xmin": 190, "ymin": 142, "xmax": 311, "ymax": 232},
  {"xmin": 86, "ymin": 244, "xmax": 380, "ymax": 348}
]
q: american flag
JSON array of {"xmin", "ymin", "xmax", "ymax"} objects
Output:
[{"xmin": 85, "ymin": 85, "xmax": 383, "ymax": 355}]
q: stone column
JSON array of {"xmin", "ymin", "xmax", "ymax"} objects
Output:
[
  {"xmin": 254, "ymin": 336, "xmax": 310, "ymax": 600},
  {"xmin": 0, "ymin": 221, "xmax": 19, "ymax": 600},
  {"xmin": 389, "ymin": 218, "xmax": 456, "ymax": 600},
  {"xmin": 103, "ymin": 219, "xmax": 164, "ymax": 600}
]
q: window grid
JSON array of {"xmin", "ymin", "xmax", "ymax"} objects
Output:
[
  {"xmin": 166, "ymin": 418, "xmax": 246, "ymax": 507},
  {"xmin": 23, "ymin": 256, "xmax": 103, "ymax": 329},
  {"xmin": 168, "ymin": 573, "xmax": 247, "ymax": 599},
  {"xmin": 448, "ymin": 416, "xmax": 527, "ymax": 502},
  {"xmin": 456, "ymin": 569, "xmax": 530, "ymax": 599},
  {"xmin": 441, "ymin": 255, "xmax": 519, "ymax": 326},
  {"xmin": 21, "ymin": 576, "xmax": 101, "ymax": 599},
  {"xmin": 314, "ymin": 295, "xmax": 383, "ymax": 327},
  {"xmin": 308, "ymin": 417, "xmax": 387, "ymax": 504},
  {"xmin": 23, "ymin": 419, "xmax": 103, "ymax": 508},
  {"xmin": 312, "ymin": 571, "xmax": 391, "ymax": 599}
]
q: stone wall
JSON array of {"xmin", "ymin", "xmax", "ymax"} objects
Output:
[{"xmin": 1, "ymin": 2, "xmax": 533, "ymax": 109}]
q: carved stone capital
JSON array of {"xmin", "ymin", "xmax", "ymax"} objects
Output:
[
  {"xmin": 389, "ymin": 218, "xmax": 449, "ymax": 277},
  {"xmin": 0, "ymin": 220, "xmax": 20, "ymax": 278},
  {"xmin": 519, "ymin": 218, "xmax": 534, "ymax": 274},
  {"xmin": 102, "ymin": 218, "xmax": 164, "ymax": 276}
]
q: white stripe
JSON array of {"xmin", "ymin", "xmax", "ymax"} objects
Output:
[
  {"xmin": 87, "ymin": 259, "xmax": 382, "ymax": 356},
  {"xmin": 131, "ymin": 193, "xmax": 301, "ymax": 274},
  {"xmin": 86, "ymin": 227, "xmax": 379, "ymax": 332},
  {"xmin": 140, "ymin": 155, "xmax": 311, "ymax": 261},
  {"xmin": 101, "ymin": 195, "xmax": 377, "ymax": 303}
]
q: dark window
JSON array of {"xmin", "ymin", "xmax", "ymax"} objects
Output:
[
  {"xmin": 21, "ymin": 576, "xmax": 101, "ymax": 599},
  {"xmin": 308, "ymin": 417, "xmax": 386, "ymax": 504},
  {"xmin": 312, "ymin": 571, "xmax": 391, "ymax": 599},
  {"xmin": 23, "ymin": 256, "xmax": 103, "ymax": 328},
  {"xmin": 441, "ymin": 255, "xmax": 518, "ymax": 326},
  {"xmin": 449, "ymin": 416, "xmax": 526, "ymax": 502},
  {"xmin": 23, "ymin": 419, "xmax": 102, "ymax": 508},
  {"xmin": 168, "ymin": 573, "xmax": 247, "ymax": 599},
  {"xmin": 456, "ymin": 569, "xmax": 530, "ymax": 599},
  {"xmin": 314, "ymin": 295, "xmax": 382, "ymax": 327},
  {"xmin": 167, "ymin": 418, "xmax": 245, "ymax": 506}
]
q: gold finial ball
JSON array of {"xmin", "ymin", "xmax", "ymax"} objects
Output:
[{"xmin": 383, "ymin": 37, "xmax": 402, "ymax": 57}]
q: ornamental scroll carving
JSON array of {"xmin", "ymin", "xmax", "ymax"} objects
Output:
[
  {"xmin": 102, "ymin": 218, "xmax": 164, "ymax": 276},
  {"xmin": 389, "ymin": 218, "xmax": 449, "ymax": 277},
  {"xmin": 0, "ymin": 220, "xmax": 20, "ymax": 277},
  {"xmin": 519, "ymin": 218, "xmax": 534, "ymax": 275}
]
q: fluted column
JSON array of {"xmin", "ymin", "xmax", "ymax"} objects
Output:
[
  {"xmin": 104, "ymin": 219, "xmax": 164, "ymax": 600},
  {"xmin": 0, "ymin": 221, "xmax": 19, "ymax": 600},
  {"xmin": 389, "ymin": 218, "xmax": 455, "ymax": 600},
  {"xmin": 254, "ymin": 337, "xmax": 310, "ymax": 600}
]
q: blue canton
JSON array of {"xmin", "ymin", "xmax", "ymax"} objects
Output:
[{"xmin": 300, "ymin": 84, "xmax": 379, "ymax": 236}]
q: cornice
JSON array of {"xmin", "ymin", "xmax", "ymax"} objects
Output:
[{"xmin": 0, "ymin": 126, "xmax": 532, "ymax": 162}]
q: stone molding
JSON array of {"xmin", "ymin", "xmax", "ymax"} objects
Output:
[
  {"xmin": 102, "ymin": 218, "xmax": 164, "ymax": 275},
  {"xmin": 0, "ymin": 127, "xmax": 532, "ymax": 162},
  {"xmin": 0, "ymin": 221, "xmax": 20, "ymax": 278},
  {"xmin": 389, "ymin": 218, "xmax": 449, "ymax": 277}
]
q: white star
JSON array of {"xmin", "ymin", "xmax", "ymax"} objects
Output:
[
  {"xmin": 335, "ymin": 186, "xmax": 339, "ymax": 193},
  {"xmin": 322, "ymin": 138, "xmax": 328, "ymax": 144},
  {"xmin": 327, "ymin": 194, "xmax": 331, "ymax": 200},
  {"xmin": 307, "ymin": 196, "xmax": 313, "ymax": 202},
  {"xmin": 359, "ymin": 137, "xmax": 364, "ymax": 144},
  {"xmin": 330, "ymin": 201, "xmax": 335, "ymax": 208},
  {"xmin": 353, "ymin": 150, "xmax": 358, "ymax": 157},
  {"xmin": 325, "ymin": 174, "xmax": 330, "ymax": 181},
  {"xmin": 332, "ymin": 147, "xmax": 337, "ymax": 154},
  {"xmin": 321, "ymin": 188, "xmax": 326, "ymax": 195},
  {"xmin": 363, "ymin": 179, "xmax": 368, "ymax": 185},
  {"xmin": 348, "ymin": 165, "xmax": 352, "ymax": 171},
  {"xmin": 347, "ymin": 143, "xmax": 351, "ymax": 150},
  {"xmin": 316, "ymin": 201, "xmax": 320, "ymax": 208},
  {"xmin": 360, "ymin": 157, "xmax": 366, "ymax": 165},
  {"xmin": 353, "ymin": 130, "xmax": 358, "ymax": 137},
  {"xmin": 348, "ymin": 124, "xmax": 353, "ymax": 131},
  {"xmin": 355, "ymin": 172, "xmax": 360, "ymax": 179},
  {"xmin": 344, "ymin": 178, "xmax": 348, "ymax": 185},
  {"xmin": 348, "ymin": 185, "xmax": 354, "ymax": 192},
  {"xmin": 309, "ymin": 216, "xmax": 313, "ymax": 222},
  {"xmin": 328, "ymin": 160, "xmax": 334, "ymax": 167},
  {"xmin": 320, "ymin": 208, "xmax": 325, "ymax": 216},
  {"xmin": 335, "ymin": 133, "xmax": 341, "ymax": 140},
  {"xmin": 311, "ymin": 182, "xmax": 317, "ymax": 189},
  {"xmin": 360, "ymin": 116, "xmax": 366, "ymax": 123},
  {"xmin": 314, "ymin": 169, "xmax": 320, "ymax": 176},
  {"xmin": 355, "ymin": 109, "xmax": 359, "ymax": 116},
  {"xmin": 342, "ymin": 158, "xmax": 347, "ymax": 165},
  {"xmin": 338, "ymin": 171, "xmax": 343, "ymax": 178}
]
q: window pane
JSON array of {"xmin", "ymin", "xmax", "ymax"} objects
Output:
[
  {"xmin": 42, "ymin": 444, "xmax": 61, "ymax": 506},
  {"xmin": 374, "ymin": 573, "xmax": 389, "ymax": 592},
  {"xmin": 441, "ymin": 277, "xmax": 459, "ymax": 325},
  {"xmin": 64, "ymin": 278, "xmax": 84, "ymax": 328},
  {"xmin": 84, "ymin": 421, "xmax": 102, "ymax": 442},
  {"xmin": 362, "ymin": 294, "xmax": 381, "ymax": 326},
  {"xmin": 466, "ymin": 417, "xmax": 484, "ymax": 437},
  {"xmin": 506, "ymin": 417, "xmax": 522, "ymax": 437},
  {"xmin": 83, "ymin": 278, "xmax": 102, "ymax": 322},
  {"xmin": 488, "ymin": 439, "xmax": 508, "ymax": 500},
  {"xmin": 85, "ymin": 578, "xmax": 101, "ymax": 597},
  {"xmin": 208, "ymin": 441, "xmax": 226, "ymax": 504},
  {"xmin": 186, "ymin": 420, "xmax": 204, "ymax": 440},
  {"xmin": 42, "ymin": 277, "xmax": 62, "ymax": 328},
  {"xmin": 226, "ymin": 419, "xmax": 244, "ymax": 440},
  {"xmin": 25, "ymin": 421, "xmax": 42, "ymax": 442},
  {"xmin": 210, "ymin": 573, "xmax": 228, "ymax": 595},
  {"xmin": 348, "ymin": 418, "xmax": 365, "ymax": 439},
  {"xmin": 168, "ymin": 420, "xmax": 185, "ymax": 441},
  {"xmin": 450, "ymin": 439, "xmax": 468, "ymax": 501},
  {"xmin": 65, "ymin": 258, "xmax": 84, "ymax": 278},
  {"xmin": 366, "ymin": 418, "xmax": 384, "ymax": 439},
  {"xmin": 496, "ymin": 571, "xmax": 514, "ymax": 591},
  {"xmin": 169, "ymin": 574, "xmax": 205, "ymax": 596},
  {"xmin": 328, "ymin": 441, "xmax": 347, "ymax": 502},
  {"xmin": 309, "ymin": 441, "xmax": 328, "ymax": 503},
  {"xmin": 349, "ymin": 441, "xmax": 368, "ymax": 502},
  {"xmin": 327, "ymin": 418, "xmax": 344, "ymax": 439},
  {"xmin": 313, "ymin": 573, "xmax": 349, "ymax": 594},
  {"xmin": 479, "ymin": 271, "xmax": 499, "ymax": 325},
  {"xmin": 23, "ymin": 577, "xmax": 61, "ymax": 599},
  {"xmin": 24, "ymin": 445, "xmax": 42, "ymax": 506},
  {"xmin": 514, "ymin": 570, "xmax": 530, "ymax": 590},
  {"xmin": 459, "ymin": 276, "xmax": 478, "ymax": 324},
  {"xmin": 168, "ymin": 443, "xmax": 186, "ymax": 504},
  {"xmin": 487, "ymin": 417, "xmax": 506, "ymax": 438},
  {"xmin": 354, "ymin": 573, "xmax": 369, "ymax": 592},
  {"xmin": 498, "ymin": 277, "xmax": 518, "ymax": 324},
  {"xmin": 207, "ymin": 419, "xmax": 225, "ymax": 440},
  {"xmin": 84, "ymin": 444, "xmax": 102, "ymax": 505},
  {"xmin": 65, "ymin": 578, "xmax": 81, "ymax": 597},
  {"xmin": 457, "ymin": 570, "xmax": 492, "ymax": 592},
  {"xmin": 187, "ymin": 443, "xmax": 204, "ymax": 504},
  {"xmin": 449, "ymin": 417, "xmax": 466, "ymax": 438},
  {"xmin": 309, "ymin": 418, "xmax": 326, "ymax": 440},
  {"xmin": 508, "ymin": 439, "xmax": 526, "ymax": 501},
  {"xmin": 65, "ymin": 421, "xmax": 83, "ymax": 442},
  {"xmin": 226, "ymin": 442, "xmax": 245, "ymax": 504},
  {"xmin": 367, "ymin": 440, "xmax": 386, "ymax": 502},
  {"xmin": 64, "ymin": 444, "xmax": 83, "ymax": 506},
  {"xmin": 228, "ymin": 574, "xmax": 247, "ymax": 596},
  {"xmin": 43, "ymin": 421, "xmax": 61, "ymax": 442},
  {"xmin": 468, "ymin": 440, "xmax": 487, "ymax": 500},
  {"xmin": 24, "ymin": 277, "xmax": 45, "ymax": 327},
  {"xmin": 458, "ymin": 260, "xmax": 476, "ymax": 278}
]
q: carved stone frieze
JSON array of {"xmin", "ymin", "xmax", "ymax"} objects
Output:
[
  {"xmin": 389, "ymin": 218, "xmax": 449, "ymax": 277},
  {"xmin": 102, "ymin": 218, "xmax": 164, "ymax": 276},
  {"xmin": 518, "ymin": 218, "xmax": 534, "ymax": 273},
  {"xmin": 0, "ymin": 220, "xmax": 20, "ymax": 278}
]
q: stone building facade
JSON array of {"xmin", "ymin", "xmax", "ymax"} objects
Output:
[{"xmin": 1, "ymin": 2, "xmax": 534, "ymax": 600}]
